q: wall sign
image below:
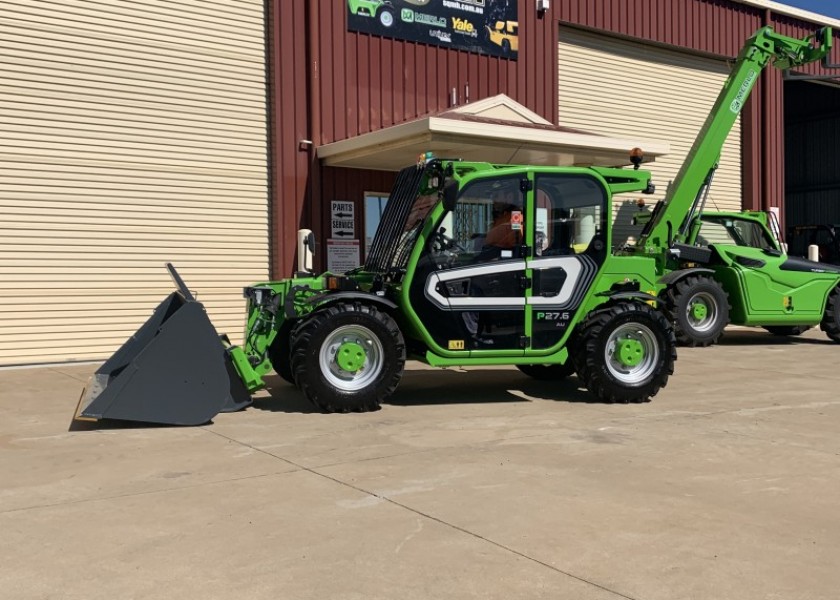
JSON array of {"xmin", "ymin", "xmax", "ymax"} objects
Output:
[
  {"xmin": 347, "ymin": 0, "xmax": 519, "ymax": 60},
  {"xmin": 327, "ymin": 239, "xmax": 361, "ymax": 274},
  {"xmin": 331, "ymin": 200, "xmax": 356, "ymax": 238}
]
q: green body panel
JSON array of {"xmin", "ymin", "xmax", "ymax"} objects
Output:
[
  {"xmin": 710, "ymin": 246, "xmax": 835, "ymax": 326},
  {"xmin": 425, "ymin": 347, "xmax": 569, "ymax": 367},
  {"xmin": 227, "ymin": 345, "xmax": 265, "ymax": 392},
  {"xmin": 242, "ymin": 276, "xmax": 326, "ymax": 384}
]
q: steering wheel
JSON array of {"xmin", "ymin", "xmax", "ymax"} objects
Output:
[{"xmin": 432, "ymin": 227, "xmax": 464, "ymax": 253}]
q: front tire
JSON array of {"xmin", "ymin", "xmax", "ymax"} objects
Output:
[
  {"xmin": 821, "ymin": 287, "xmax": 840, "ymax": 343},
  {"xmin": 517, "ymin": 362, "xmax": 575, "ymax": 380},
  {"xmin": 665, "ymin": 275, "xmax": 730, "ymax": 347},
  {"xmin": 573, "ymin": 302, "xmax": 676, "ymax": 403},
  {"xmin": 291, "ymin": 302, "xmax": 405, "ymax": 413}
]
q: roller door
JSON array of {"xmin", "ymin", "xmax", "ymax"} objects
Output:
[
  {"xmin": 0, "ymin": 0, "xmax": 268, "ymax": 365},
  {"xmin": 558, "ymin": 28, "xmax": 742, "ymax": 246}
]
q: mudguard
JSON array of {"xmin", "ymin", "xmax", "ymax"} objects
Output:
[{"xmin": 658, "ymin": 267, "xmax": 715, "ymax": 287}]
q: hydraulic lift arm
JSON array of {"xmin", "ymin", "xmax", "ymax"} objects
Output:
[{"xmin": 633, "ymin": 26, "xmax": 833, "ymax": 263}]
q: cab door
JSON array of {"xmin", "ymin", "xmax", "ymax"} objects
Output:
[
  {"xmin": 407, "ymin": 175, "xmax": 530, "ymax": 353},
  {"xmin": 526, "ymin": 173, "xmax": 609, "ymax": 350}
]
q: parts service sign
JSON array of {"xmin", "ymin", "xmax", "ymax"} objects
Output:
[{"xmin": 347, "ymin": 0, "xmax": 519, "ymax": 60}]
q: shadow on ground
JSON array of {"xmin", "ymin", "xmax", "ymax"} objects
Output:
[
  {"xmin": 251, "ymin": 369, "xmax": 596, "ymax": 414},
  {"xmin": 716, "ymin": 328, "xmax": 830, "ymax": 346}
]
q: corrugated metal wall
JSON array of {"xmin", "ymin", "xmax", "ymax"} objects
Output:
[
  {"xmin": 268, "ymin": 0, "xmax": 311, "ymax": 278},
  {"xmin": 0, "ymin": 0, "xmax": 268, "ymax": 365},
  {"xmin": 558, "ymin": 0, "xmax": 761, "ymax": 57},
  {"xmin": 558, "ymin": 27, "xmax": 742, "ymax": 248}
]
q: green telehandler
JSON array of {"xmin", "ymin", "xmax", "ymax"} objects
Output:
[
  {"xmin": 72, "ymin": 25, "xmax": 837, "ymax": 426},
  {"xmin": 624, "ymin": 25, "xmax": 840, "ymax": 347},
  {"xmin": 75, "ymin": 156, "xmax": 680, "ymax": 425}
]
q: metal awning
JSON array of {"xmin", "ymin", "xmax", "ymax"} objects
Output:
[{"xmin": 317, "ymin": 94, "xmax": 670, "ymax": 171}]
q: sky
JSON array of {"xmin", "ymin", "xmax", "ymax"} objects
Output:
[{"xmin": 777, "ymin": 0, "xmax": 840, "ymax": 20}]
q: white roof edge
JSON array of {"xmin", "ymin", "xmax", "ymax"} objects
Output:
[
  {"xmin": 735, "ymin": 0, "xmax": 840, "ymax": 29},
  {"xmin": 317, "ymin": 114, "xmax": 670, "ymax": 167},
  {"xmin": 317, "ymin": 118, "xmax": 431, "ymax": 158},
  {"xmin": 427, "ymin": 117, "xmax": 670, "ymax": 156}
]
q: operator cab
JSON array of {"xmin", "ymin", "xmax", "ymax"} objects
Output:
[{"xmin": 408, "ymin": 166, "xmax": 609, "ymax": 353}]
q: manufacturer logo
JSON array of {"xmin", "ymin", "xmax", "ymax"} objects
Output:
[
  {"xmin": 401, "ymin": 9, "xmax": 414, "ymax": 22},
  {"xmin": 730, "ymin": 69, "xmax": 757, "ymax": 114},
  {"xmin": 451, "ymin": 17, "xmax": 475, "ymax": 33}
]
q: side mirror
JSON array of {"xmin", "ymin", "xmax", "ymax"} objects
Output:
[
  {"xmin": 297, "ymin": 229, "xmax": 316, "ymax": 273},
  {"xmin": 442, "ymin": 181, "xmax": 458, "ymax": 212}
]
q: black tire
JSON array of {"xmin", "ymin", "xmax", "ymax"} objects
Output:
[
  {"xmin": 502, "ymin": 39, "xmax": 511, "ymax": 53},
  {"xmin": 290, "ymin": 302, "xmax": 405, "ymax": 413},
  {"xmin": 573, "ymin": 302, "xmax": 676, "ymax": 403},
  {"xmin": 665, "ymin": 275, "xmax": 730, "ymax": 347},
  {"xmin": 516, "ymin": 362, "xmax": 575, "ymax": 380},
  {"xmin": 763, "ymin": 325, "xmax": 811, "ymax": 337},
  {"xmin": 377, "ymin": 6, "xmax": 395, "ymax": 27},
  {"xmin": 268, "ymin": 321, "xmax": 295, "ymax": 384},
  {"xmin": 820, "ymin": 286, "xmax": 840, "ymax": 343}
]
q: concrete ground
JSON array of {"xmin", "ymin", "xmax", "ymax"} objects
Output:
[{"xmin": 1, "ymin": 327, "xmax": 839, "ymax": 600}]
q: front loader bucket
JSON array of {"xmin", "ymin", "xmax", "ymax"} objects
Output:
[{"xmin": 73, "ymin": 266, "xmax": 252, "ymax": 427}]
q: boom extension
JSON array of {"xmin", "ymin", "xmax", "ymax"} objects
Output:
[{"xmin": 634, "ymin": 26, "xmax": 834, "ymax": 261}]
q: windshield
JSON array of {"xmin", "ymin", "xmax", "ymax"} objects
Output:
[
  {"xmin": 697, "ymin": 216, "xmax": 777, "ymax": 250},
  {"xmin": 364, "ymin": 163, "xmax": 443, "ymax": 273}
]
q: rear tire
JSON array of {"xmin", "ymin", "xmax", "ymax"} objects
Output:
[
  {"xmin": 573, "ymin": 302, "xmax": 676, "ymax": 403},
  {"xmin": 291, "ymin": 302, "xmax": 405, "ymax": 412},
  {"xmin": 763, "ymin": 325, "xmax": 811, "ymax": 337},
  {"xmin": 665, "ymin": 275, "xmax": 730, "ymax": 347},
  {"xmin": 821, "ymin": 287, "xmax": 840, "ymax": 343},
  {"xmin": 517, "ymin": 362, "xmax": 575, "ymax": 380}
]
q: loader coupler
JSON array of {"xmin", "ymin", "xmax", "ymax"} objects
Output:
[{"xmin": 73, "ymin": 290, "xmax": 252, "ymax": 427}]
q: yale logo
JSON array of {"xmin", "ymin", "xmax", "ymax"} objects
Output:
[
  {"xmin": 448, "ymin": 340, "xmax": 465, "ymax": 350},
  {"xmin": 451, "ymin": 17, "xmax": 474, "ymax": 33}
]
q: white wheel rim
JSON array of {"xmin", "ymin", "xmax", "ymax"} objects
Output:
[
  {"xmin": 605, "ymin": 322, "xmax": 660, "ymax": 385},
  {"xmin": 686, "ymin": 291, "xmax": 719, "ymax": 333},
  {"xmin": 319, "ymin": 325, "xmax": 384, "ymax": 392}
]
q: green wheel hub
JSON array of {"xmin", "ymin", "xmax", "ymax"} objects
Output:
[
  {"xmin": 690, "ymin": 301, "xmax": 708, "ymax": 321},
  {"xmin": 336, "ymin": 341, "xmax": 366, "ymax": 372},
  {"xmin": 614, "ymin": 337, "xmax": 645, "ymax": 368}
]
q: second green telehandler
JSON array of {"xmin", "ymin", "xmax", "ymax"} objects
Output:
[{"xmin": 625, "ymin": 25, "xmax": 840, "ymax": 346}]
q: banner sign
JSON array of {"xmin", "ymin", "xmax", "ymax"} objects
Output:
[{"xmin": 347, "ymin": 0, "xmax": 519, "ymax": 60}]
